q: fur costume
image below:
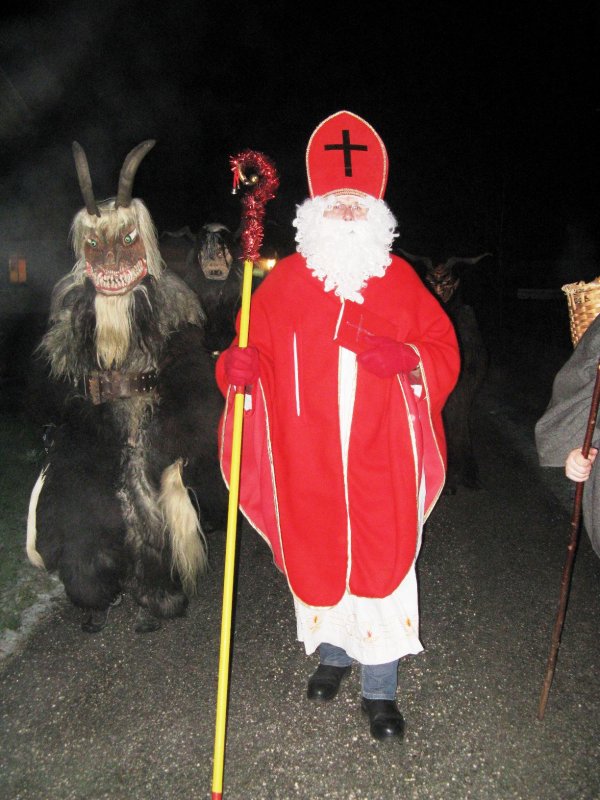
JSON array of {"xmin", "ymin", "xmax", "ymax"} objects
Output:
[
  {"xmin": 26, "ymin": 140, "xmax": 227, "ymax": 632},
  {"xmin": 397, "ymin": 249, "xmax": 491, "ymax": 494},
  {"xmin": 180, "ymin": 222, "xmax": 245, "ymax": 356}
]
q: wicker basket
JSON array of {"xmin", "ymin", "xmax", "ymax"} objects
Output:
[{"xmin": 562, "ymin": 277, "xmax": 600, "ymax": 348}]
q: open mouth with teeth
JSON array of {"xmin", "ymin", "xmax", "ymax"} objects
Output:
[
  {"xmin": 199, "ymin": 254, "xmax": 231, "ymax": 281},
  {"xmin": 203, "ymin": 266, "xmax": 229, "ymax": 280},
  {"xmin": 86, "ymin": 259, "xmax": 148, "ymax": 295}
]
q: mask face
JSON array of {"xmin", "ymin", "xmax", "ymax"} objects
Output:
[
  {"xmin": 425, "ymin": 263, "xmax": 459, "ymax": 303},
  {"xmin": 197, "ymin": 244, "xmax": 232, "ymax": 281},
  {"xmin": 84, "ymin": 221, "xmax": 148, "ymax": 295},
  {"xmin": 73, "ymin": 140, "xmax": 156, "ymax": 296},
  {"xmin": 197, "ymin": 226, "xmax": 234, "ymax": 281}
]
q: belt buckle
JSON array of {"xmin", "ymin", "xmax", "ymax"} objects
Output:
[{"xmin": 110, "ymin": 371, "xmax": 122, "ymax": 398}]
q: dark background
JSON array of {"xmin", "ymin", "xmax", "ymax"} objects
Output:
[{"xmin": 0, "ymin": 1, "xmax": 598, "ymax": 347}]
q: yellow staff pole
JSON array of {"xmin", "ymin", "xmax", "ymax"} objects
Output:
[
  {"xmin": 211, "ymin": 148, "xmax": 278, "ymax": 799},
  {"xmin": 211, "ymin": 256, "xmax": 254, "ymax": 800}
]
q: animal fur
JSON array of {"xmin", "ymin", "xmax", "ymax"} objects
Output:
[
  {"xmin": 26, "ymin": 141, "xmax": 227, "ymax": 630},
  {"xmin": 180, "ymin": 223, "xmax": 244, "ymax": 355},
  {"xmin": 397, "ymin": 248, "xmax": 491, "ymax": 494}
]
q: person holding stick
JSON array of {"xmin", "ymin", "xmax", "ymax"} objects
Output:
[
  {"xmin": 216, "ymin": 110, "xmax": 460, "ymax": 741},
  {"xmin": 535, "ymin": 312, "xmax": 600, "ymax": 560},
  {"xmin": 565, "ymin": 447, "xmax": 598, "ymax": 482}
]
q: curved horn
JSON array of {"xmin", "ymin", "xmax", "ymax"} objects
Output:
[
  {"xmin": 397, "ymin": 247, "xmax": 433, "ymax": 271},
  {"xmin": 115, "ymin": 139, "xmax": 156, "ymax": 208},
  {"xmin": 72, "ymin": 141, "xmax": 100, "ymax": 217},
  {"xmin": 445, "ymin": 252, "xmax": 492, "ymax": 270}
]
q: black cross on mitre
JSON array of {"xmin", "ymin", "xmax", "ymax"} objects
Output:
[{"xmin": 324, "ymin": 129, "xmax": 368, "ymax": 177}]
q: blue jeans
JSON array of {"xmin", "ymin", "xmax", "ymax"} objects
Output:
[{"xmin": 318, "ymin": 642, "xmax": 399, "ymax": 701}]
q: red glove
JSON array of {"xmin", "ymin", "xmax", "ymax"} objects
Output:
[
  {"xmin": 357, "ymin": 336, "xmax": 420, "ymax": 378},
  {"xmin": 223, "ymin": 345, "xmax": 260, "ymax": 387}
]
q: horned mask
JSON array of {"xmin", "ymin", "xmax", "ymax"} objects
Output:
[{"xmin": 71, "ymin": 140, "xmax": 161, "ymax": 295}]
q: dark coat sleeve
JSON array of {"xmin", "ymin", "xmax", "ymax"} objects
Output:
[
  {"xmin": 534, "ymin": 314, "xmax": 600, "ymax": 558},
  {"xmin": 535, "ymin": 315, "xmax": 600, "ymax": 467}
]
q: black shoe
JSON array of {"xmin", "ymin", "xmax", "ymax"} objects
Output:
[
  {"xmin": 80, "ymin": 593, "xmax": 123, "ymax": 633},
  {"xmin": 134, "ymin": 607, "xmax": 161, "ymax": 633},
  {"xmin": 307, "ymin": 664, "xmax": 351, "ymax": 701},
  {"xmin": 81, "ymin": 608, "xmax": 109, "ymax": 634},
  {"xmin": 361, "ymin": 698, "xmax": 405, "ymax": 740}
]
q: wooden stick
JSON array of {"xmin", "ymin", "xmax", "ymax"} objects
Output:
[{"xmin": 537, "ymin": 358, "xmax": 600, "ymax": 720}]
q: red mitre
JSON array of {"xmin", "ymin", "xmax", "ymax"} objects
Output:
[{"xmin": 306, "ymin": 110, "xmax": 388, "ymax": 199}]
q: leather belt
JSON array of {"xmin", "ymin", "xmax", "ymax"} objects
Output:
[{"xmin": 84, "ymin": 370, "xmax": 158, "ymax": 405}]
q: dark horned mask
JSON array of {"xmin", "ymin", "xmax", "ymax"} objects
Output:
[
  {"xmin": 425, "ymin": 262, "xmax": 461, "ymax": 304},
  {"xmin": 71, "ymin": 140, "xmax": 158, "ymax": 296},
  {"xmin": 72, "ymin": 139, "xmax": 156, "ymax": 217},
  {"xmin": 196, "ymin": 223, "xmax": 235, "ymax": 281}
]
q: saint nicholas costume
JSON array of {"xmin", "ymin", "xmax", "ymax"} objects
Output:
[{"xmin": 217, "ymin": 111, "xmax": 460, "ymax": 671}]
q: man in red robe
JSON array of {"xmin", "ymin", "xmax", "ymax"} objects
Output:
[{"xmin": 217, "ymin": 110, "xmax": 460, "ymax": 741}]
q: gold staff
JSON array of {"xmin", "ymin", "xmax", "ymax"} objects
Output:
[{"xmin": 211, "ymin": 150, "xmax": 279, "ymax": 799}]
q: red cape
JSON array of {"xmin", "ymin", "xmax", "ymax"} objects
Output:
[{"xmin": 217, "ymin": 254, "xmax": 459, "ymax": 606}]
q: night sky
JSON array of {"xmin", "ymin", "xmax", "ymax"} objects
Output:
[{"xmin": 1, "ymin": 1, "xmax": 598, "ymax": 294}]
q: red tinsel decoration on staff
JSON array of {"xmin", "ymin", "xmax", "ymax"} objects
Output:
[{"xmin": 230, "ymin": 149, "xmax": 279, "ymax": 262}]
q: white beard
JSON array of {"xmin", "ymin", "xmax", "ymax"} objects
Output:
[{"xmin": 293, "ymin": 195, "xmax": 398, "ymax": 304}]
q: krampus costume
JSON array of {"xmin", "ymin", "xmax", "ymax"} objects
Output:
[
  {"xmin": 26, "ymin": 140, "xmax": 225, "ymax": 633},
  {"xmin": 180, "ymin": 223, "xmax": 243, "ymax": 356},
  {"xmin": 397, "ymin": 249, "xmax": 491, "ymax": 494}
]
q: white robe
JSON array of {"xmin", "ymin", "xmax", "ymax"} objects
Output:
[{"xmin": 294, "ymin": 347, "xmax": 424, "ymax": 664}]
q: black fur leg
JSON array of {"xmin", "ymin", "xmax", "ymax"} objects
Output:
[
  {"xmin": 81, "ymin": 608, "xmax": 110, "ymax": 633},
  {"xmin": 443, "ymin": 471, "xmax": 458, "ymax": 495},
  {"xmin": 134, "ymin": 607, "xmax": 161, "ymax": 633}
]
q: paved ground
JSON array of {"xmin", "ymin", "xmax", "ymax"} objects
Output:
[{"xmin": 1, "ymin": 355, "xmax": 599, "ymax": 800}]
